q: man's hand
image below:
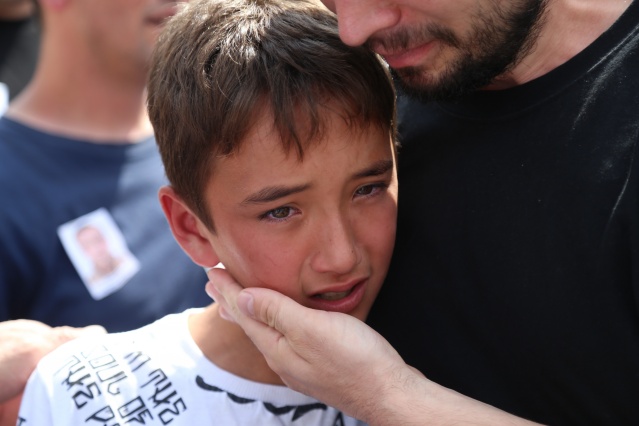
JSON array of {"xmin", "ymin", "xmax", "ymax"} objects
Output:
[
  {"xmin": 206, "ymin": 268, "xmax": 545, "ymax": 426},
  {"xmin": 0, "ymin": 319, "xmax": 105, "ymax": 403},
  {"xmin": 206, "ymin": 267, "xmax": 408, "ymax": 422}
]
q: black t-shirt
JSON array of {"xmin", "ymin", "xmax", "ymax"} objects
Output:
[{"xmin": 367, "ymin": 1, "xmax": 639, "ymax": 424}]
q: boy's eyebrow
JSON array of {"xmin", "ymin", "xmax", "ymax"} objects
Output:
[
  {"xmin": 242, "ymin": 184, "xmax": 311, "ymax": 205},
  {"xmin": 241, "ymin": 159, "xmax": 394, "ymax": 205},
  {"xmin": 353, "ymin": 159, "xmax": 394, "ymax": 179}
]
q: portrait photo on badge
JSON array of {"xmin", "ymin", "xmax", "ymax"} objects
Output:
[{"xmin": 57, "ymin": 208, "xmax": 140, "ymax": 300}]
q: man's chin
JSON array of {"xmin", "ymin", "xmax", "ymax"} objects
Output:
[
  {"xmin": 388, "ymin": 62, "xmax": 457, "ymax": 100},
  {"xmin": 391, "ymin": 69, "xmax": 457, "ymax": 102},
  {"xmin": 392, "ymin": 63, "xmax": 502, "ymax": 102}
]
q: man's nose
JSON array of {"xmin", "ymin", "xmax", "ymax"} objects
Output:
[{"xmin": 333, "ymin": 0, "xmax": 401, "ymax": 47}]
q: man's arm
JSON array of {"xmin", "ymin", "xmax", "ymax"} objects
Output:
[{"xmin": 207, "ymin": 268, "xmax": 542, "ymax": 425}]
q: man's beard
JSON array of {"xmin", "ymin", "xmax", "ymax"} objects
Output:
[{"xmin": 372, "ymin": 0, "xmax": 548, "ymax": 102}]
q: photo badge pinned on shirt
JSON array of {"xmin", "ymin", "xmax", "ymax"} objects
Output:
[{"xmin": 58, "ymin": 208, "xmax": 140, "ymax": 300}]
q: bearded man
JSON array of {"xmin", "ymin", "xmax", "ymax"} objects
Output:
[{"xmin": 210, "ymin": 1, "xmax": 639, "ymax": 424}]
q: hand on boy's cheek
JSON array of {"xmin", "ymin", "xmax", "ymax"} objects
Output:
[{"xmin": 206, "ymin": 267, "xmax": 245, "ymax": 323}]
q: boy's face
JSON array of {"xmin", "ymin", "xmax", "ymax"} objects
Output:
[{"xmin": 202, "ymin": 110, "xmax": 398, "ymax": 321}]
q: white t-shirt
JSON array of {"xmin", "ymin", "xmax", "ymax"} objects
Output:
[{"xmin": 18, "ymin": 309, "xmax": 366, "ymax": 426}]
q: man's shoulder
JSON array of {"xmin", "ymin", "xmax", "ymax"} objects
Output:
[
  {"xmin": 0, "ymin": 117, "xmax": 57, "ymax": 167},
  {"xmin": 0, "ymin": 116, "xmax": 36, "ymax": 137}
]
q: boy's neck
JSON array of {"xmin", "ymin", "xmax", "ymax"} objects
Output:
[{"xmin": 188, "ymin": 304, "xmax": 285, "ymax": 386}]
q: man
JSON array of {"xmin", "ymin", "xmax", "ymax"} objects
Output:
[
  {"xmin": 0, "ymin": 0, "xmax": 208, "ymax": 421},
  {"xmin": 210, "ymin": 0, "xmax": 639, "ymax": 424},
  {"xmin": 1, "ymin": 0, "xmax": 209, "ymax": 328}
]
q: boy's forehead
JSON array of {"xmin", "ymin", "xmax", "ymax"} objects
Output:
[
  {"xmin": 209, "ymin": 117, "xmax": 393, "ymax": 186},
  {"xmin": 207, "ymin": 109, "xmax": 393, "ymax": 183},
  {"xmin": 229, "ymin": 102, "xmax": 391, "ymax": 159}
]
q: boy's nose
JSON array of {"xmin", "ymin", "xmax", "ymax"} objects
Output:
[
  {"xmin": 310, "ymin": 215, "xmax": 361, "ymax": 275},
  {"xmin": 333, "ymin": 0, "xmax": 402, "ymax": 47}
]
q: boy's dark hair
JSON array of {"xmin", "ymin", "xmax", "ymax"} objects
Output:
[{"xmin": 147, "ymin": 0, "xmax": 396, "ymax": 230}]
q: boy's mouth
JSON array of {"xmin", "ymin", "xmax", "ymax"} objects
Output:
[
  {"xmin": 307, "ymin": 280, "xmax": 368, "ymax": 315},
  {"xmin": 313, "ymin": 288, "xmax": 354, "ymax": 301}
]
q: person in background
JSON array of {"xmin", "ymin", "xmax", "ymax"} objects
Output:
[
  {"xmin": 17, "ymin": 0, "xmax": 397, "ymax": 424},
  {"xmin": 0, "ymin": 0, "xmax": 39, "ymax": 114},
  {"xmin": 209, "ymin": 0, "xmax": 639, "ymax": 424},
  {"xmin": 0, "ymin": 0, "xmax": 209, "ymax": 329},
  {"xmin": 0, "ymin": 0, "xmax": 208, "ymax": 422}
]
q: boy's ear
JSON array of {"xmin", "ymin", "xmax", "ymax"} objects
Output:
[{"xmin": 159, "ymin": 186, "xmax": 220, "ymax": 268}]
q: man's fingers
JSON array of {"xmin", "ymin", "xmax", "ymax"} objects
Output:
[
  {"xmin": 243, "ymin": 287, "xmax": 303, "ymax": 337},
  {"xmin": 206, "ymin": 267, "xmax": 291, "ymax": 342},
  {"xmin": 208, "ymin": 265, "xmax": 321, "ymax": 351},
  {"xmin": 206, "ymin": 267, "xmax": 243, "ymax": 322},
  {"xmin": 234, "ymin": 288, "xmax": 318, "ymax": 386},
  {"xmin": 205, "ymin": 268, "xmax": 308, "ymax": 372}
]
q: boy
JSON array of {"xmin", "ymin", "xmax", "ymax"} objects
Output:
[{"xmin": 17, "ymin": 0, "xmax": 398, "ymax": 424}]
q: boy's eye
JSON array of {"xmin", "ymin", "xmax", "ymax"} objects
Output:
[
  {"xmin": 355, "ymin": 183, "xmax": 386, "ymax": 197},
  {"xmin": 259, "ymin": 205, "xmax": 300, "ymax": 222},
  {"xmin": 266, "ymin": 206, "xmax": 293, "ymax": 220},
  {"xmin": 355, "ymin": 185, "xmax": 375, "ymax": 196}
]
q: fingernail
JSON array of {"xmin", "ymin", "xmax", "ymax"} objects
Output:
[
  {"xmin": 238, "ymin": 292, "xmax": 255, "ymax": 317},
  {"xmin": 218, "ymin": 306, "xmax": 236, "ymax": 323},
  {"xmin": 205, "ymin": 282, "xmax": 218, "ymax": 300}
]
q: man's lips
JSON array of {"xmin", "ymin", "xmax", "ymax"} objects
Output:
[{"xmin": 375, "ymin": 41, "xmax": 435, "ymax": 69}]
